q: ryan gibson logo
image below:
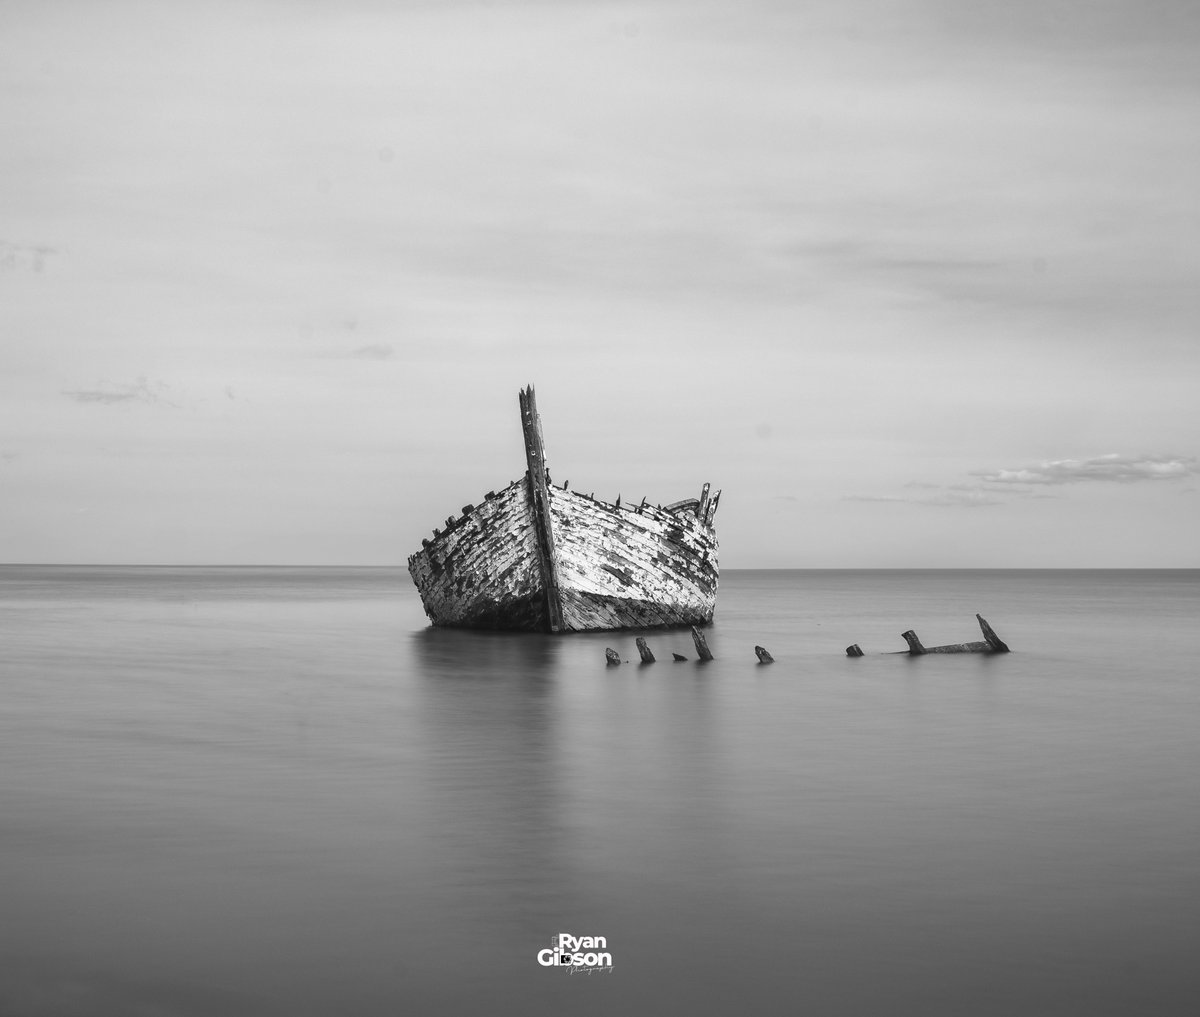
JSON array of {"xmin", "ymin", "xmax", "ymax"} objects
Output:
[{"xmin": 536, "ymin": 933, "xmax": 613, "ymax": 974}]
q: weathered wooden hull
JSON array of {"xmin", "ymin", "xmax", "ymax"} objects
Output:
[
  {"xmin": 407, "ymin": 482, "xmax": 719, "ymax": 632},
  {"xmin": 549, "ymin": 488, "xmax": 718, "ymax": 631},
  {"xmin": 407, "ymin": 480, "xmax": 550, "ymax": 630},
  {"xmin": 407, "ymin": 386, "xmax": 719, "ymax": 633}
]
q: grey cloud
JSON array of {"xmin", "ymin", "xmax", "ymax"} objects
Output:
[
  {"xmin": 843, "ymin": 494, "xmax": 913, "ymax": 504},
  {"xmin": 918, "ymin": 486, "xmax": 1005, "ymax": 508},
  {"xmin": 973, "ymin": 454, "xmax": 1199, "ymax": 486},
  {"xmin": 847, "ymin": 485, "xmax": 1002, "ymax": 508},
  {"xmin": 1, "ymin": 240, "xmax": 57, "ymax": 273},
  {"xmin": 848, "ymin": 453, "xmax": 1193, "ymax": 509},
  {"xmin": 63, "ymin": 377, "xmax": 174, "ymax": 406},
  {"xmin": 349, "ymin": 344, "xmax": 395, "ymax": 360}
]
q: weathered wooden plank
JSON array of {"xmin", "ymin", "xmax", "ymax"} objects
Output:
[
  {"xmin": 691, "ymin": 626, "xmax": 714, "ymax": 661},
  {"xmin": 636, "ymin": 637, "xmax": 655, "ymax": 663},
  {"xmin": 519, "ymin": 386, "xmax": 564, "ymax": 632},
  {"xmin": 754, "ymin": 645, "xmax": 774, "ymax": 663},
  {"xmin": 903, "ymin": 626, "xmax": 1005, "ymax": 654},
  {"xmin": 605, "ymin": 648, "xmax": 621, "ymax": 666},
  {"xmin": 846, "ymin": 643, "xmax": 865, "ymax": 657},
  {"xmin": 977, "ymin": 614, "xmax": 1010, "ymax": 653}
]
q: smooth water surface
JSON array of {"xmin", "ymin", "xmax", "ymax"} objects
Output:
[{"xmin": 2, "ymin": 568, "xmax": 1198, "ymax": 1014}]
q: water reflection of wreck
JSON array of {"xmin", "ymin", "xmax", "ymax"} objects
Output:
[{"xmin": 408, "ymin": 387, "xmax": 720, "ymax": 632}]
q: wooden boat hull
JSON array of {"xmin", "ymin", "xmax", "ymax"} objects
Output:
[
  {"xmin": 407, "ymin": 386, "xmax": 720, "ymax": 633},
  {"xmin": 549, "ymin": 487, "xmax": 718, "ymax": 631},
  {"xmin": 408, "ymin": 482, "xmax": 719, "ymax": 632}
]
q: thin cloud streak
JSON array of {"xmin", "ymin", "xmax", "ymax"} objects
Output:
[
  {"xmin": 846, "ymin": 454, "xmax": 1196, "ymax": 511},
  {"xmin": 62, "ymin": 378, "xmax": 176, "ymax": 407},
  {"xmin": 845, "ymin": 486, "xmax": 1003, "ymax": 508},
  {"xmin": 974, "ymin": 454, "xmax": 1199, "ymax": 486}
]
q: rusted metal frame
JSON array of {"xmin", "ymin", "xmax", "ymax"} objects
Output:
[{"xmin": 518, "ymin": 385, "xmax": 565, "ymax": 632}]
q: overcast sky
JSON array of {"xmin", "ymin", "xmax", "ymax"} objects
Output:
[{"xmin": 2, "ymin": 0, "xmax": 1198, "ymax": 567}]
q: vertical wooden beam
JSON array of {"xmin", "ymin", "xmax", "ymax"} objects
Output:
[
  {"xmin": 977, "ymin": 614, "xmax": 1010, "ymax": 653},
  {"xmin": 519, "ymin": 386, "xmax": 564, "ymax": 632},
  {"xmin": 706, "ymin": 489, "xmax": 721, "ymax": 526},
  {"xmin": 691, "ymin": 626, "xmax": 714, "ymax": 661}
]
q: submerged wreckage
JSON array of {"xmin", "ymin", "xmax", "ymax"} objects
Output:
[{"xmin": 407, "ymin": 387, "xmax": 720, "ymax": 632}]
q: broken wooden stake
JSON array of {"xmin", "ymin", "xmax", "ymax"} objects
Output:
[
  {"xmin": 754, "ymin": 645, "xmax": 774, "ymax": 663},
  {"xmin": 672, "ymin": 652, "xmax": 687, "ymax": 661},
  {"xmin": 636, "ymin": 637, "xmax": 655, "ymax": 663},
  {"xmin": 846, "ymin": 644, "xmax": 864, "ymax": 657},
  {"xmin": 690, "ymin": 626, "xmax": 714, "ymax": 661},
  {"xmin": 977, "ymin": 614, "xmax": 1010, "ymax": 653},
  {"xmin": 605, "ymin": 648, "xmax": 621, "ymax": 666}
]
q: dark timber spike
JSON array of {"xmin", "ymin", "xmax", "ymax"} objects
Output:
[
  {"xmin": 977, "ymin": 614, "xmax": 1010, "ymax": 653},
  {"xmin": 636, "ymin": 637, "xmax": 655, "ymax": 663},
  {"xmin": 605, "ymin": 647, "xmax": 621, "ymax": 666},
  {"xmin": 902, "ymin": 630, "xmax": 927, "ymax": 655},
  {"xmin": 518, "ymin": 386, "xmax": 564, "ymax": 633},
  {"xmin": 754, "ymin": 645, "xmax": 774, "ymax": 663},
  {"xmin": 691, "ymin": 626, "xmax": 714, "ymax": 661},
  {"xmin": 672, "ymin": 652, "xmax": 688, "ymax": 661},
  {"xmin": 846, "ymin": 643, "xmax": 864, "ymax": 657}
]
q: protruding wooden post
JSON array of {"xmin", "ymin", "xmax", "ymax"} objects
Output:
[
  {"xmin": 691, "ymin": 626, "xmax": 714, "ymax": 661},
  {"xmin": 672, "ymin": 652, "xmax": 687, "ymax": 661},
  {"xmin": 519, "ymin": 386, "xmax": 564, "ymax": 633},
  {"xmin": 754, "ymin": 645, "xmax": 774, "ymax": 663},
  {"xmin": 605, "ymin": 648, "xmax": 621, "ymax": 666},
  {"xmin": 636, "ymin": 637, "xmax": 655, "ymax": 663},
  {"xmin": 706, "ymin": 489, "xmax": 721, "ymax": 525},
  {"xmin": 697, "ymin": 482, "xmax": 711, "ymax": 520},
  {"xmin": 846, "ymin": 644, "xmax": 864, "ymax": 657},
  {"xmin": 977, "ymin": 614, "xmax": 1010, "ymax": 653},
  {"xmin": 902, "ymin": 630, "xmax": 926, "ymax": 655}
]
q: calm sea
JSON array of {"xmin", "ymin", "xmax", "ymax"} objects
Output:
[{"xmin": 2, "ymin": 567, "xmax": 1198, "ymax": 1015}]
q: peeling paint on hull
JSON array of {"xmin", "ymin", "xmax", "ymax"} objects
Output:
[
  {"xmin": 406, "ymin": 388, "xmax": 720, "ymax": 633},
  {"xmin": 550, "ymin": 489, "xmax": 718, "ymax": 631}
]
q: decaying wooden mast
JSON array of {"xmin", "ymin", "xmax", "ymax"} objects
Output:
[{"xmin": 518, "ymin": 386, "xmax": 564, "ymax": 633}]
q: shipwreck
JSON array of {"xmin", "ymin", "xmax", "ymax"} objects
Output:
[{"xmin": 407, "ymin": 386, "xmax": 720, "ymax": 632}]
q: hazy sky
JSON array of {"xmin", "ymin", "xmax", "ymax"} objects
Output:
[{"xmin": 2, "ymin": 0, "xmax": 1198, "ymax": 567}]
